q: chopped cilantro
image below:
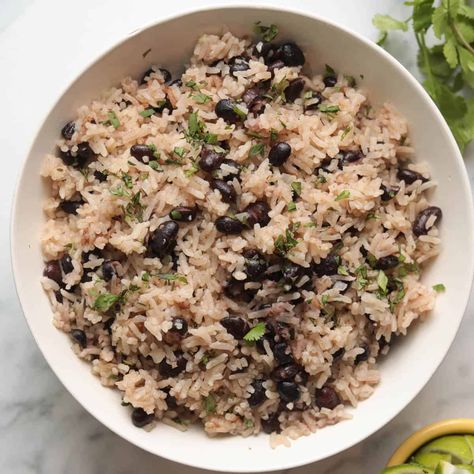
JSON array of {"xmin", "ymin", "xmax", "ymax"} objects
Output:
[
  {"xmin": 321, "ymin": 294, "xmax": 329, "ymax": 305},
  {"xmin": 270, "ymin": 128, "xmax": 279, "ymax": 141},
  {"xmin": 101, "ymin": 111, "xmax": 121, "ymax": 129},
  {"xmin": 173, "ymin": 147, "xmax": 186, "ymax": 158},
  {"xmin": 377, "ymin": 270, "xmax": 389, "ymax": 295},
  {"xmin": 304, "ymin": 221, "xmax": 316, "ymax": 228},
  {"xmin": 433, "ymin": 283, "xmax": 446, "ymax": 292},
  {"xmin": 337, "ymin": 265, "xmax": 349, "ymax": 276},
  {"xmin": 204, "ymin": 133, "xmax": 218, "ymax": 144},
  {"xmin": 291, "ymin": 181, "xmax": 302, "ymax": 196},
  {"xmin": 93, "ymin": 290, "xmax": 127, "ymax": 312},
  {"xmin": 254, "ymin": 21, "xmax": 279, "ymax": 42},
  {"xmin": 110, "ymin": 185, "xmax": 129, "ymax": 197},
  {"xmin": 170, "ymin": 210, "xmax": 183, "ymax": 220},
  {"xmin": 243, "ymin": 322, "xmax": 266, "ymax": 342},
  {"xmin": 185, "ymin": 80, "xmax": 199, "ymax": 90},
  {"xmin": 232, "ymin": 104, "xmax": 247, "ymax": 119},
  {"xmin": 318, "ymin": 104, "xmax": 341, "ymax": 114},
  {"xmin": 246, "ymin": 130, "xmax": 266, "ymax": 139},
  {"xmin": 141, "ymin": 272, "xmax": 150, "ymax": 282},
  {"xmin": 184, "ymin": 161, "xmax": 200, "ymax": 177},
  {"xmin": 249, "ymin": 143, "xmax": 265, "ymax": 157},
  {"xmin": 341, "ymin": 125, "xmax": 352, "ymax": 140},
  {"xmin": 335, "ymin": 190, "xmax": 350, "ymax": 201},
  {"xmin": 203, "ymin": 394, "xmax": 216, "ymax": 414},
  {"xmin": 325, "ymin": 64, "xmax": 336, "ymax": 76},
  {"xmin": 139, "ymin": 108, "xmax": 155, "ymax": 118},
  {"xmin": 122, "ymin": 174, "xmax": 133, "ymax": 189},
  {"xmin": 287, "ymin": 201, "xmax": 297, "ymax": 212},
  {"xmin": 244, "ymin": 419, "xmax": 254, "ymax": 429},
  {"xmin": 366, "ymin": 212, "xmax": 380, "ymax": 220},
  {"xmin": 157, "ymin": 273, "xmax": 188, "ymax": 284},
  {"xmin": 274, "ymin": 225, "xmax": 300, "ymax": 256},
  {"xmin": 149, "ymin": 161, "xmax": 163, "ymax": 172},
  {"xmin": 193, "ymin": 93, "xmax": 212, "ymax": 104},
  {"xmin": 124, "ymin": 191, "xmax": 144, "ymax": 223},
  {"xmin": 355, "ymin": 265, "xmax": 368, "ymax": 288}
]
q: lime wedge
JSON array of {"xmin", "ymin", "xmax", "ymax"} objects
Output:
[
  {"xmin": 420, "ymin": 436, "xmax": 473, "ymax": 464},
  {"xmin": 434, "ymin": 460, "xmax": 474, "ymax": 474},
  {"xmin": 413, "ymin": 452, "xmax": 452, "ymax": 468},
  {"xmin": 464, "ymin": 436, "xmax": 474, "ymax": 461},
  {"xmin": 381, "ymin": 464, "xmax": 434, "ymax": 473}
]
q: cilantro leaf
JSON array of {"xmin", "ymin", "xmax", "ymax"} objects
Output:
[
  {"xmin": 193, "ymin": 93, "xmax": 212, "ymax": 104},
  {"xmin": 335, "ymin": 190, "xmax": 350, "ymax": 201},
  {"xmin": 243, "ymin": 322, "xmax": 266, "ymax": 342},
  {"xmin": 157, "ymin": 273, "xmax": 188, "ymax": 284},
  {"xmin": 253, "ymin": 22, "xmax": 279, "ymax": 42},
  {"xmin": 433, "ymin": 283, "xmax": 446, "ymax": 292},
  {"xmin": 249, "ymin": 143, "xmax": 264, "ymax": 157},
  {"xmin": 291, "ymin": 181, "xmax": 302, "ymax": 196},
  {"xmin": 203, "ymin": 394, "xmax": 216, "ymax": 414}
]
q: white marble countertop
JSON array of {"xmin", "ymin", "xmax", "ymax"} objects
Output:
[{"xmin": 1, "ymin": 1, "xmax": 473, "ymax": 473}]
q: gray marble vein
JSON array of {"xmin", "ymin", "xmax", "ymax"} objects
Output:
[{"xmin": 0, "ymin": 0, "xmax": 473, "ymax": 473}]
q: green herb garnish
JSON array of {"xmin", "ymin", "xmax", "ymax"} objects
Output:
[
  {"xmin": 321, "ymin": 294, "xmax": 329, "ymax": 305},
  {"xmin": 341, "ymin": 125, "xmax": 352, "ymax": 140},
  {"xmin": 157, "ymin": 273, "xmax": 188, "ymax": 284},
  {"xmin": 373, "ymin": 0, "xmax": 474, "ymax": 151},
  {"xmin": 335, "ymin": 190, "xmax": 351, "ymax": 201},
  {"xmin": 149, "ymin": 161, "xmax": 163, "ymax": 172},
  {"xmin": 253, "ymin": 21, "xmax": 279, "ymax": 42},
  {"xmin": 231, "ymin": 104, "xmax": 247, "ymax": 119},
  {"xmin": 193, "ymin": 93, "xmax": 212, "ymax": 104},
  {"xmin": 185, "ymin": 80, "xmax": 199, "ymax": 90},
  {"xmin": 139, "ymin": 108, "xmax": 155, "ymax": 118},
  {"xmin": 122, "ymin": 174, "xmax": 133, "ymax": 189},
  {"xmin": 337, "ymin": 265, "xmax": 349, "ymax": 276},
  {"xmin": 184, "ymin": 161, "xmax": 200, "ymax": 177},
  {"xmin": 124, "ymin": 191, "xmax": 144, "ymax": 223},
  {"xmin": 377, "ymin": 270, "xmax": 389, "ymax": 295},
  {"xmin": 291, "ymin": 181, "xmax": 302, "ymax": 196},
  {"xmin": 101, "ymin": 111, "xmax": 121, "ymax": 128},
  {"xmin": 318, "ymin": 104, "xmax": 341, "ymax": 114},
  {"xmin": 355, "ymin": 265, "xmax": 369, "ymax": 288},
  {"xmin": 287, "ymin": 201, "xmax": 297, "ymax": 212},
  {"xmin": 93, "ymin": 290, "xmax": 127, "ymax": 312},
  {"xmin": 243, "ymin": 322, "xmax": 266, "ymax": 342},
  {"xmin": 203, "ymin": 394, "xmax": 216, "ymax": 414},
  {"xmin": 249, "ymin": 143, "xmax": 265, "ymax": 158},
  {"xmin": 274, "ymin": 225, "xmax": 300, "ymax": 256},
  {"xmin": 110, "ymin": 185, "xmax": 129, "ymax": 197},
  {"xmin": 433, "ymin": 283, "xmax": 446, "ymax": 292},
  {"xmin": 325, "ymin": 64, "xmax": 336, "ymax": 76},
  {"xmin": 142, "ymin": 272, "xmax": 150, "ymax": 282}
]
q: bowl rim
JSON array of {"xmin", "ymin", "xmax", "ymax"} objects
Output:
[
  {"xmin": 386, "ymin": 418, "xmax": 474, "ymax": 467},
  {"xmin": 10, "ymin": 2, "xmax": 474, "ymax": 472}
]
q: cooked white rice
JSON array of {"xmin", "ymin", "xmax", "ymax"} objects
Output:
[{"xmin": 40, "ymin": 29, "xmax": 441, "ymax": 447}]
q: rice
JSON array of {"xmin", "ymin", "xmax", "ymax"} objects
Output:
[{"xmin": 40, "ymin": 29, "xmax": 441, "ymax": 446}]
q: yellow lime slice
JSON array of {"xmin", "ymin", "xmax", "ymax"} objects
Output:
[
  {"xmin": 434, "ymin": 460, "xmax": 474, "ymax": 474},
  {"xmin": 420, "ymin": 436, "xmax": 473, "ymax": 465},
  {"xmin": 381, "ymin": 464, "xmax": 434, "ymax": 473},
  {"xmin": 413, "ymin": 452, "xmax": 452, "ymax": 468},
  {"xmin": 464, "ymin": 436, "xmax": 474, "ymax": 461}
]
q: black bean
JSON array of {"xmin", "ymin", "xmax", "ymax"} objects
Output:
[
  {"xmin": 249, "ymin": 97, "xmax": 267, "ymax": 116},
  {"xmin": 413, "ymin": 206, "xmax": 442, "ymax": 236},
  {"xmin": 102, "ymin": 260, "xmax": 119, "ymax": 281},
  {"xmin": 229, "ymin": 55, "xmax": 250, "ymax": 76},
  {"xmin": 94, "ymin": 170, "xmax": 107, "ymax": 182},
  {"xmin": 269, "ymin": 142, "xmax": 291, "ymax": 166},
  {"xmin": 375, "ymin": 255, "xmax": 399, "ymax": 270},
  {"xmin": 131, "ymin": 407, "xmax": 155, "ymax": 427},
  {"xmin": 153, "ymin": 97, "xmax": 173, "ymax": 114},
  {"xmin": 380, "ymin": 184, "xmax": 400, "ymax": 201},
  {"xmin": 199, "ymin": 147, "xmax": 225, "ymax": 172},
  {"xmin": 70, "ymin": 329, "xmax": 87, "ymax": 348},
  {"xmin": 273, "ymin": 321, "xmax": 295, "ymax": 342},
  {"xmin": 277, "ymin": 381, "xmax": 300, "ymax": 402},
  {"xmin": 304, "ymin": 91, "xmax": 324, "ymax": 111},
  {"xmin": 220, "ymin": 316, "xmax": 250, "ymax": 339},
  {"xmin": 54, "ymin": 290, "xmax": 63, "ymax": 303},
  {"xmin": 81, "ymin": 248, "xmax": 103, "ymax": 263},
  {"xmin": 164, "ymin": 317, "xmax": 188, "ymax": 345},
  {"xmin": 271, "ymin": 363, "xmax": 300, "ymax": 382},
  {"xmin": 314, "ymin": 386, "xmax": 341, "ymax": 409},
  {"xmin": 223, "ymin": 279, "xmax": 255, "ymax": 302},
  {"xmin": 212, "ymin": 179, "xmax": 237, "ymax": 203},
  {"xmin": 218, "ymin": 159, "xmax": 240, "ymax": 182},
  {"xmin": 397, "ymin": 168, "xmax": 428, "ymax": 184},
  {"xmin": 59, "ymin": 200, "xmax": 83, "ymax": 215},
  {"xmin": 60, "ymin": 150, "xmax": 86, "ymax": 169},
  {"xmin": 61, "ymin": 121, "xmax": 76, "ymax": 140},
  {"xmin": 332, "ymin": 348, "xmax": 345, "ymax": 361},
  {"xmin": 77, "ymin": 142, "xmax": 94, "ymax": 161},
  {"xmin": 215, "ymin": 216, "xmax": 244, "ymax": 234},
  {"xmin": 339, "ymin": 149, "xmax": 363, "ymax": 167},
  {"xmin": 43, "ymin": 260, "xmax": 62, "ymax": 284},
  {"xmin": 253, "ymin": 42, "xmax": 277, "ymax": 63},
  {"xmin": 248, "ymin": 379, "xmax": 267, "ymax": 407},
  {"xmin": 60, "ymin": 255, "xmax": 74, "ymax": 274},
  {"xmin": 244, "ymin": 249, "xmax": 268, "ymax": 280},
  {"xmin": 284, "ymin": 78, "xmax": 305, "ymax": 103},
  {"xmin": 163, "ymin": 388, "xmax": 178, "ymax": 409},
  {"xmin": 261, "ymin": 410, "xmax": 281, "ymax": 434},
  {"xmin": 256, "ymin": 334, "xmax": 275, "ymax": 354},
  {"xmin": 81, "ymin": 270, "xmax": 94, "ymax": 283},
  {"xmin": 158, "ymin": 351, "xmax": 187, "ymax": 377},
  {"xmin": 130, "ymin": 144, "xmax": 153, "ymax": 162},
  {"xmin": 323, "ymin": 75, "xmax": 337, "ymax": 88},
  {"xmin": 355, "ymin": 344, "xmax": 370, "ymax": 364},
  {"xmin": 215, "ymin": 99, "xmax": 243, "ymax": 124},
  {"xmin": 277, "ymin": 42, "xmax": 305, "ymax": 67},
  {"xmin": 312, "ymin": 255, "xmax": 339, "ymax": 277},
  {"xmin": 104, "ymin": 317, "xmax": 115, "ymax": 334},
  {"xmin": 273, "ymin": 342, "xmax": 294, "ymax": 365},
  {"xmin": 267, "ymin": 59, "xmax": 286, "ymax": 77},
  {"xmin": 148, "ymin": 221, "xmax": 179, "ymax": 256},
  {"xmin": 242, "ymin": 87, "xmax": 260, "ymax": 106},
  {"xmin": 281, "ymin": 261, "xmax": 303, "ymax": 283},
  {"xmin": 245, "ymin": 200, "xmax": 271, "ymax": 227},
  {"xmin": 169, "ymin": 206, "xmax": 197, "ymax": 222}
]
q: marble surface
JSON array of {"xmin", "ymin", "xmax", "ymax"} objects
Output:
[{"xmin": 1, "ymin": 0, "xmax": 473, "ymax": 473}]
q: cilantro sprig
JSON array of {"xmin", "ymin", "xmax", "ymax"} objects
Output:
[{"xmin": 373, "ymin": 0, "xmax": 474, "ymax": 151}]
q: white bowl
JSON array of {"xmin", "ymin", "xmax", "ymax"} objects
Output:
[{"xmin": 11, "ymin": 5, "xmax": 474, "ymax": 472}]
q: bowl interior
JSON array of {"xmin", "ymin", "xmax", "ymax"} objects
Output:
[{"xmin": 11, "ymin": 5, "xmax": 474, "ymax": 473}]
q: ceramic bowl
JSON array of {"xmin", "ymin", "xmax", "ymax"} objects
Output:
[
  {"xmin": 386, "ymin": 418, "xmax": 474, "ymax": 467},
  {"xmin": 11, "ymin": 4, "xmax": 474, "ymax": 472}
]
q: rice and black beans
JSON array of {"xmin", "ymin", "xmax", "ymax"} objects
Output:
[{"xmin": 40, "ymin": 26, "xmax": 442, "ymax": 447}]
